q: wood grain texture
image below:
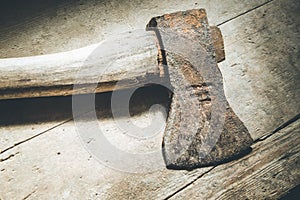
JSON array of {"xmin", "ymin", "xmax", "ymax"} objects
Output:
[
  {"xmin": 0, "ymin": 31, "xmax": 163, "ymax": 99},
  {"xmin": 0, "ymin": 0, "xmax": 269, "ymax": 58},
  {"xmin": 218, "ymin": 0, "xmax": 300, "ymax": 139},
  {"xmin": 0, "ymin": 0, "xmax": 299, "ymax": 199},
  {"xmin": 0, "ymin": 102, "xmax": 213, "ymax": 200},
  {"xmin": 170, "ymin": 119, "xmax": 300, "ymax": 199},
  {"xmin": 0, "ymin": 26, "xmax": 223, "ymax": 100}
]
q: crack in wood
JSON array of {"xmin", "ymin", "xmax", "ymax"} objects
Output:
[
  {"xmin": 254, "ymin": 113, "xmax": 300, "ymax": 143},
  {"xmin": 22, "ymin": 190, "xmax": 36, "ymax": 200},
  {"xmin": 217, "ymin": 0, "xmax": 274, "ymax": 26},
  {"xmin": 165, "ymin": 115, "xmax": 300, "ymax": 199},
  {"xmin": 0, "ymin": 152, "xmax": 19, "ymax": 162},
  {"xmin": 0, "ymin": 119, "xmax": 72, "ymax": 155},
  {"xmin": 164, "ymin": 167, "xmax": 216, "ymax": 200}
]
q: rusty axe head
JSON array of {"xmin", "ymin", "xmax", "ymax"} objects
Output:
[{"xmin": 147, "ymin": 9, "xmax": 253, "ymax": 169}]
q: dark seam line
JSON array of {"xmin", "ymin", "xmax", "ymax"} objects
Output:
[
  {"xmin": 0, "ymin": 152, "xmax": 18, "ymax": 162},
  {"xmin": 164, "ymin": 113, "xmax": 300, "ymax": 199},
  {"xmin": 22, "ymin": 190, "xmax": 36, "ymax": 200},
  {"xmin": 254, "ymin": 113, "xmax": 300, "ymax": 143},
  {"xmin": 0, "ymin": 118, "xmax": 73, "ymax": 155},
  {"xmin": 217, "ymin": 0, "xmax": 274, "ymax": 26},
  {"xmin": 164, "ymin": 166, "xmax": 216, "ymax": 200}
]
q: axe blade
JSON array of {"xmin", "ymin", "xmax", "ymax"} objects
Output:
[{"xmin": 147, "ymin": 9, "xmax": 253, "ymax": 169}]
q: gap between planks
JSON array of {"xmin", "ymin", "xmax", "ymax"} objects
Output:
[
  {"xmin": 163, "ymin": 113, "xmax": 300, "ymax": 199},
  {"xmin": 217, "ymin": 0, "xmax": 274, "ymax": 26},
  {"xmin": 0, "ymin": 0, "xmax": 275, "ymax": 155}
]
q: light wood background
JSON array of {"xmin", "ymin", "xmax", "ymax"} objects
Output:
[{"xmin": 0, "ymin": 0, "xmax": 299, "ymax": 199}]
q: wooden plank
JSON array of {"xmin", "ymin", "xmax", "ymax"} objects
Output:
[
  {"xmin": 0, "ymin": 85, "xmax": 170, "ymax": 153},
  {"xmin": 0, "ymin": 0, "xmax": 269, "ymax": 58},
  {"xmin": 169, "ymin": 119, "xmax": 300, "ymax": 199},
  {"xmin": 0, "ymin": 0, "xmax": 273, "ymax": 152},
  {"xmin": 1, "ymin": 111, "xmax": 298, "ymax": 199},
  {"xmin": 218, "ymin": 0, "xmax": 300, "ymax": 139},
  {"xmin": 1, "ymin": 0, "xmax": 299, "ymax": 199},
  {"xmin": 0, "ymin": 103, "xmax": 212, "ymax": 199},
  {"xmin": 0, "ymin": 95, "xmax": 76, "ymax": 152}
]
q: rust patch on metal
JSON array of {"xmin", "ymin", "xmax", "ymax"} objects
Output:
[
  {"xmin": 210, "ymin": 26, "xmax": 225, "ymax": 62},
  {"xmin": 147, "ymin": 9, "xmax": 253, "ymax": 169}
]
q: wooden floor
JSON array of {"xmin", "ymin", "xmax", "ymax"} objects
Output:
[{"xmin": 0, "ymin": 0, "xmax": 299, "ymax": 199}]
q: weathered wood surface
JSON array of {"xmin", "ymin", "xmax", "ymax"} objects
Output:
[
  {"xmin": 218, "ymin": 0, "xmax": 300, "ymax": 139},
  {"xmin": 0, "ymin": 0, "xmax": 269, "ymax": 58},
  {"xmin": 0, "ymin": 0, "xmax": 299, "ymax": 199},
  {"xmin": 0, "ymin": 31, "xmax": 162, "ymax": 99},
  {"xmin": 0, "ymin": 26, "xmax": 223, "ymax": 100},
  {"xmin": 171, "ymin": 119, "xmax": 300, "ymax": 199}
]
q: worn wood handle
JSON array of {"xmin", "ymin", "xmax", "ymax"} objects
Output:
[{"xmin": 0, "ymin": 26, "xmax": 224, "ymax": 100}]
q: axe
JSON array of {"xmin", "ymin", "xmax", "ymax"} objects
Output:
[{"xmin": 0, "ymin": 9, "xmax": 253, "ymax": 169}]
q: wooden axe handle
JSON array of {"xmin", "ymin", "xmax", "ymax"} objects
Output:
[{"xmin": 0, "ymin": 26, "xmax": 224, "ymax": 100}]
